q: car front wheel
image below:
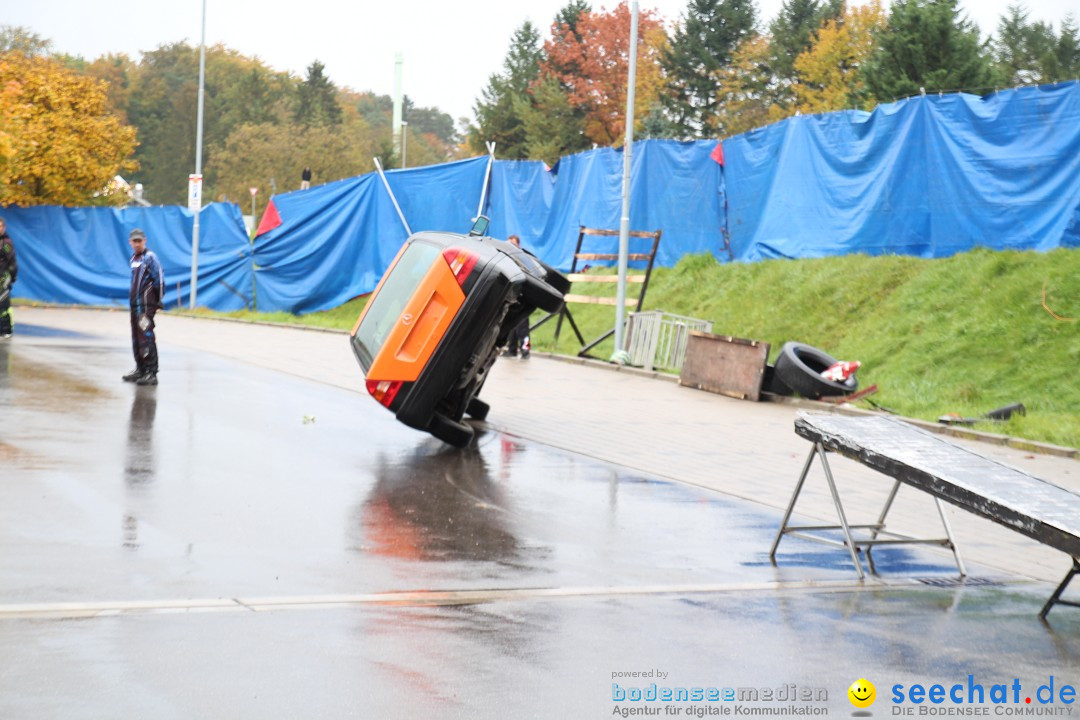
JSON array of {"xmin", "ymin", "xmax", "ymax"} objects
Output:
[
  {"xmin": 466, "ymin": 397, "xmax": 490, "ymax": 421},
  {"xmin": 428, "ymin": 412, "xmax": 475, "ymax": 448}
]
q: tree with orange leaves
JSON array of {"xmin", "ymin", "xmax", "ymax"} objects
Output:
[
  {"xmin": 792, "ymin": 0, "xmax": 886, "ymax": 114},
  {"xmin": 539, "ymin": 1, "xmax": 668, "ymax": 146},
  {"xmin": 0, "ymin": 51, "xmax": 137, "ymax": 206}
]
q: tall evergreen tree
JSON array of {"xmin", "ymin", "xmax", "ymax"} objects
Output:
[
  {"xmin": 1045, "ymin": 15, "xmax": 1080, "ymax": 80},
  {"xmin": 294, "ymin": 60, "xmax": 342, "ymax": 127},
  {"xmin": 661, "ymin": 0, "xmax": 758, "ymax": 138},
  {"xmin": 993, "ymin": 7, "xmax": 1080, "ymax": 85},
  {"xmin": 554, "ymin": 0, "xmax": 592, "ymax": 32},
  {"xmin": 468, "ymin": 21, "xmax": 542, "ymax": 158},
  {"xmin": 864, "ymin": 0, "xmax": 995, "ymax": 101}
]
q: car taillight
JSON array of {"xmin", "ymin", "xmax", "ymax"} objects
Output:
[
  {"xmin": 366, "ymin": 379, "xmax": 402, "ymax": 407},
  {"xmin": 442, "ymin": 247, "xmax": 479, "ymax": 285}
]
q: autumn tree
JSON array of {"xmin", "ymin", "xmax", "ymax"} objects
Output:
[
  {"xmin": 711, "ymin": 34, "xmax": 789, "ymax": 136},
  {"xmin": 661, "ymin": 0, "xmax": 757, "ymax": 137},
  {"xmin": 864, "ymin": 0, "xmax": 994, "ymax": 101},
  {"xmin": 0, "ymin": 52, "xmax": 137, "ymax": 206},
  {"xmin": 540, "ymin": 2, "xmax": 668, "ymax": 146},
  {"xmin": 126, "ymin": 42, "xmax": 295, "ymax": 204},
  {"xmin": 792, "ymin": 0, "xmax": 886, "ymax": 114},
  {"xmin": 83, "ymin": 53, "xmax": 138, "ymax": 123},
  {"xmin": 769, "ymin": 0, "xmax": 844, "ymax": 82},
  {"xmin": 207, "ymin": 111, "xmax": 378, "ymax": 215}
]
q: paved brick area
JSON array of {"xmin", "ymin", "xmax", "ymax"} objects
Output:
[{"xmin": 17, "ymin": 307, "xmax": 1080, "ymax": 586}]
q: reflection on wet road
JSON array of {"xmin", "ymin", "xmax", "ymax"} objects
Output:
[{"xmin": 1, "ymin": 324, "xmax": 1079, "ymax": 718}]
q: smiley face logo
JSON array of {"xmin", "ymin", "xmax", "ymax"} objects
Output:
[{"xmin": 848, "ymin": 678, "xmax": 876, "ymax": 708}]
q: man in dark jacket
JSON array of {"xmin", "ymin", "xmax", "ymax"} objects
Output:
[
  {"xmin": 0, "ymin": 216, "xmax": 17, "ymax": 338},
  {"xmin": 123, "ymin": 228, "xmax": 165, "ymax": 385}
]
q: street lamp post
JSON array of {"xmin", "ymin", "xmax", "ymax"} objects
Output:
[
  {"xmin": 401, "ymin": 121, "xmax": 408, "ymax": 168},
  {"xmin": 190, "ymin": 0, "xmax": 207, "ymax": 309},
  {"xmin": 612, "ymin": 0, "xmax": 639, "ymax": 363}
]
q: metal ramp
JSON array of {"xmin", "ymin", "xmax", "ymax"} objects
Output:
[{"xmin": 771, "ymin": 412, "xmax": 1080, "ymax": 618}]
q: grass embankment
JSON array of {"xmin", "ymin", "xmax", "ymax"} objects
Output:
[{"xmin": 204, "ymin": 248, "xmax": 1080, "ymax": 449}]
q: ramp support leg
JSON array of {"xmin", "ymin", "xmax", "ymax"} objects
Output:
[
  {"xmin": 1040, "ymin": 557, "xmax": 1080, "ymax": 620},
  {"xmin": 771, "ymin": 442, "xmax": 865, "ymax": 579}
]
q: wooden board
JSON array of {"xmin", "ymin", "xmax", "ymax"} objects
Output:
[{"xmin": 678, "ymin": 331, "xmax": 770, "ymax": 401}]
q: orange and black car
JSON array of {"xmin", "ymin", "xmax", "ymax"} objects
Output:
[{"xmin": 350, "ymin": 224, "xmax": 568, "ymax": 447}]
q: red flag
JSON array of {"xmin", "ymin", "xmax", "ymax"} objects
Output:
[
  {"xmin": 710, "ymin": 141, "xmax": 724, "ymax": 166},
  {"xmin": 255, "ymin": 199, "xmax": 282, "ymax": 237}
]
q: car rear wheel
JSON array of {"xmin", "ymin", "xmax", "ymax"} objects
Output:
[
  {"xmin": 466, "ymin": 397, "xmax": 490, "ymax": 421},
  {"xmin": 521, "ymin": 277, "xmax": 564, "ymax": 314},
  {"xmin": 535, "ymin": 258, "xmax": 571, "ymax": 295},
  {"xmin": 428, "ymin": 412, "xmax": 475, "ymax": 448}
]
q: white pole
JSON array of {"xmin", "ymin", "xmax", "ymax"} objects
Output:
[
  {"xmin": 401, "ymin": 121, "xmax": 408, "ymax": 168},
  {"xmin": 612, "ymin": 0, "xmax": 639, "ymax": 362},
  {"xmin": 392, "ymin": 53, "xmax": 403, "ymax": 156},
  {"xmin": 476, "ymin": 141, "xmax": 496, "ymax": 220},
  {"xmin": 373, "ymin": 158, "xmax": 412, "ymax": 236},
  {"xmin": 190, "ymin": 0, "xmax": 207, "ymax": 309}
]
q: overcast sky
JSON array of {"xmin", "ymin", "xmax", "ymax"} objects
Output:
[{"xmin": 6, "ymin": 0, "xmax": 1078, "ymax": 123}]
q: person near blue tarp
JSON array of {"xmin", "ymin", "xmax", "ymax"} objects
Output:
[
  {"xmin": 0, "ymin": 216, "xmax": 17, "ymax": 339},
  {"xmin": 123, "ymin": 228, "xmax": 165, "ymax": 386}
]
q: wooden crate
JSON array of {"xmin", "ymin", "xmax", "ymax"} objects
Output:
[{"xmin": 679, "ymin": 332, "xmax": 770, "ymax": 401}]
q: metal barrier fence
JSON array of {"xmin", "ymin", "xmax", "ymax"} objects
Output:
[{"xmin": 624, "ymin": 311, "xmax": 713, "ymax": 373}]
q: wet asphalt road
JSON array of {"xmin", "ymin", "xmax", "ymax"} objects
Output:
[{"xmin": 1, "ymin": 324, "xmax": 1079, "ymax": 719}]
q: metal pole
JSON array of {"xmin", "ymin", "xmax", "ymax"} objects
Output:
[
  {"xmin": 401, "ymin": 121, "xmax": 408, "ymax": 168},
  {"xmin": 392, "ymin": 52, "xmax": 403, "ymax": 157},
  {"xmin": 476, "ymin": 141, "xmax": 496, "ymax": 220},
  {"xmin": 190, "ymin": 0, "xmax": 207, "ymax": 309},
  {"xmin": 612, "ymin": 0, "xmax": 638, "ymax": 362},
  {"xmin": 373, "ymin": 158, "xmax": 412, "ymax": 236}
]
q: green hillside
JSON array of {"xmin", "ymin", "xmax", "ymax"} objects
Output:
[{"xmin": 213, "ymin": 247, "xmax": 1080, "ymax": 449}]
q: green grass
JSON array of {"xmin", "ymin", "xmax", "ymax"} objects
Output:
[
  {"xmin": 185, "ymin": 248, "xmax": 1080, "ymax": 449},
  {"xmin": 182, "ymin": 296, "xmax": 370, "ymax": 331}
]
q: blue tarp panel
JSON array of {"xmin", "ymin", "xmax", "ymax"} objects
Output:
[
  {"xmin": 490, "ymin": 140, "xmax": 725, "ymax": 271},
  {"xmin": 724, "ymin": 81, "xmax": 1080, "ymax": 261},
  {"xmin": 486, "ymin": 159, "xmax": 556, "ymax": 250},
  {"xmin": 4, "ymin": 204, "xmax": 252, "ymax": 310},
  {"xmin": 252, "ymin": 157, "xmax": 489, "ymax": 314},
  {"xmin": 7, "ymin": 82, "xmax": 1078, "ymax": 315}
]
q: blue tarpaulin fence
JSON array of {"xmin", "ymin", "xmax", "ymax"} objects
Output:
[
  {"xmin": 5, "ymin": 81, "xmax": 1078, "ymax": 313},
  {"xmin": 4, "ymin": 203, "xmax": 252, "ymax": 310}
]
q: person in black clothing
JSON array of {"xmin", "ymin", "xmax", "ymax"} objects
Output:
[
  {"xmin": 0, "ymin": 216, "xmax": 17, "ymax": 339},
  {"xmin": 301, "ymin": 167, "xmax": 312, "ymax": 190},
  {"xmin": 502, "ymin": 234, "xmax": 531, "ymax": 358},
  {"xmin": 123, "ymin": 228, "xmax": 165, "ymax": 385}
]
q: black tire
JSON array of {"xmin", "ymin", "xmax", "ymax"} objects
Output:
[
  {"xmin": 521, "ymin": 277, "xmax": 565, "ymax": 314},
  {"xmin": 774, "ymin": 341, "xmax": 858, "ymax": 399},
  {"xmin": 535, "ymin": 257, "xmax": 571, "ymax": 294},
  {"xmin": 427, "ymin": 413, "xmax": 475, "ymax": 448},
  {"xmin": 761, "ymin": 363, "xmax": 793, "ymax": 396},
  {"xmin": 466, "ymin": 397, "xmax": 490, "ymax": 421}
]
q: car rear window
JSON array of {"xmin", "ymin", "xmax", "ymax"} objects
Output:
[{"xmin": 352, "ymin": 240, "xmax": 441, "ymax": 370}]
